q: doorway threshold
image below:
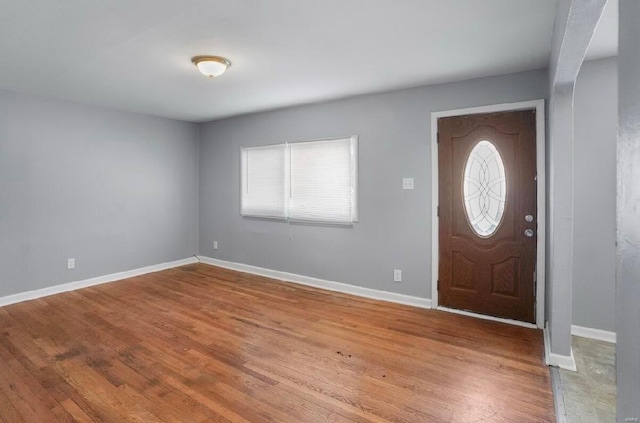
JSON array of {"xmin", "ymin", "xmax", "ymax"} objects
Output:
[{"xmin": 436, "ymin": 306, "xmax": 538, "ymax": 329}]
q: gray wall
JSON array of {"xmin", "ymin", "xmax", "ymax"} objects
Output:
[
  {"xmin": 617, "ymin": 1, "xmax": 640, "ymax": 418},
  {"xmin": 544, "ymin": 0, "xmax": 606, "ymax": 357},
  {"xmin": 573, "ymin": 57, "xmax": 617, "ymax": 332},
  {"xmin": 0, "ymin": 90, "xmax": 200, "ymax": 298},
  {"xmin": 199, "ymin": 69, "xmax": 548, "ymax": 298},
  {"xmin": 546, "ymin": 82, "xmax": 575, "ymax": 356}
]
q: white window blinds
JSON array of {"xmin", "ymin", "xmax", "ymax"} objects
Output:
[
  {"xmin": 240, "ymin": 136, "xmax": 358, "ymax": 224},
  {"xmin": 289, "ymin": 138, "xmax": 357, "ymax": 223},
  {"xmin": 241, "ymin": 143, "xmax": 287, "ymax": 218}
]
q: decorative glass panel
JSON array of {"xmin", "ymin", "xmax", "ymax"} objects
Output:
[{"xmin": 463, "ymin": 140, "xmax": 507, "ymax": 237}]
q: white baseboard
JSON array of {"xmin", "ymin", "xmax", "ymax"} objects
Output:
[
  {"xmin": 197, "ymin": 256, "xmax": 433, "ymax": 310},
  {"xmin": 571, "ymin": 325, "xmax": 616, "ymax": 343},
  {"xmin": 0, "ymin": 257, "xmax": 199, "ymax": 308},
  {"xmin": 544, "ymin": 324, "xmax": 577, "ymax": 371}
]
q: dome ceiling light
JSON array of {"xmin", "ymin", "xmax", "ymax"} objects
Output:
[{"xmin": 191, "ymin": 56, "xmax": 231, "ymax": 78}]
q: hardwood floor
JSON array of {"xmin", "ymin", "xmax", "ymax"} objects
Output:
[{"xmin": 0, "ymin": 264, "xmax": 555, "ymax": 422}]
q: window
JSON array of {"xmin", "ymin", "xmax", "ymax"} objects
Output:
[
  {"xmin": 241, "ymin": 136, "xmax": 358, "ymax": 224},
  {"xmin": 240, "ymin": 144, "xmax": 288, "ymax": 218},
  {"xmin": 463, "ymin": 140, "xmax": 507, "ymax": 237}
]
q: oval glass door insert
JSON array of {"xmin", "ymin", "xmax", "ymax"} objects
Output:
[{"xmin": 463, "ymin": 140, "xmax": 507, "ymax": 237}]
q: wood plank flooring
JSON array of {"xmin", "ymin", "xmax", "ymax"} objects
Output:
[{"xmin": 0, "ymin": 264, "xmax": 555, "ymax": 422}]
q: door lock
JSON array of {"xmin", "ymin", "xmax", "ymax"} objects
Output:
[
  {"xmin": 525, "ymin": 214, "xmax": 534, "ymax": 222},
  {"xmin": 524, "ymin": 229, "xmax": 535, "ymax": 237}
]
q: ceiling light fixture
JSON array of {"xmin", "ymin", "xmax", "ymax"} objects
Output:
[{"xmin": 191, "ymin": 56, "xmax": 231, "ymax": 78}]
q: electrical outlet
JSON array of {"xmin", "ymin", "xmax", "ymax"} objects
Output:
[
  {"xmin": 213, "ymin": 241, "xmax": 218, "ymax": 250},
  {"xmin": 67, "ymin": 258, "xmax": 76, "ymax": 270},
  {"xmin": 394, "ymin": 269, "xmax": 402, "ymax": 282},
  {"xmin": 402, "ymin": 178, "xmax": 414, "ymax": 190}
]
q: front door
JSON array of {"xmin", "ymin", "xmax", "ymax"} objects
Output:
[{"xmin": 438, "ymin": 110, "xmax": 537, "ymax": 323}]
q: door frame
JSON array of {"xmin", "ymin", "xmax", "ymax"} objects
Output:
[{"xmin": 430, "ymin": 100, "xmax": 546, "ymax": 329}]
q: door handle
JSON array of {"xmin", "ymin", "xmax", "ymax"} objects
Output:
[
  {"xmin": 524, "ymin": 229, "xmax": 534, "ymax": 237},
  {"xmin": 525, "ymin": 214, "xmax": 534, "ymax": 222}
]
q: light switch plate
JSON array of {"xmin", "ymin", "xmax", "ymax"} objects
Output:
[{"xmin": 402, "ymin": 178, "xmax": 414, "ymax": 190}]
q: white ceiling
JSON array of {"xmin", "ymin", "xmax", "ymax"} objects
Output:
[{"xmin": 0, "ymin": 0, "xmax": 614, "ymax": 123}]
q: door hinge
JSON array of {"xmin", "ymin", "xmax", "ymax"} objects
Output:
[
  {"xmin": 437, "ymin": 132, "xmax": 440, "ymax": 144},
  {"xmin": 533, "ymin": 271, "xmax": 537, "ymax": 296},
  {"xmin": 437, "ymin": 205, "xmax": 440, "ymax": 217},
  {"xmin": 437, "ymin": 280, "xmax": 440, "ymax": 291}
]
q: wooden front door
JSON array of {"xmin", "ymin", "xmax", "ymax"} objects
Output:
[{"xmin": 438, "ymin": 110, "xmax": 537, "ymax": 323}]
